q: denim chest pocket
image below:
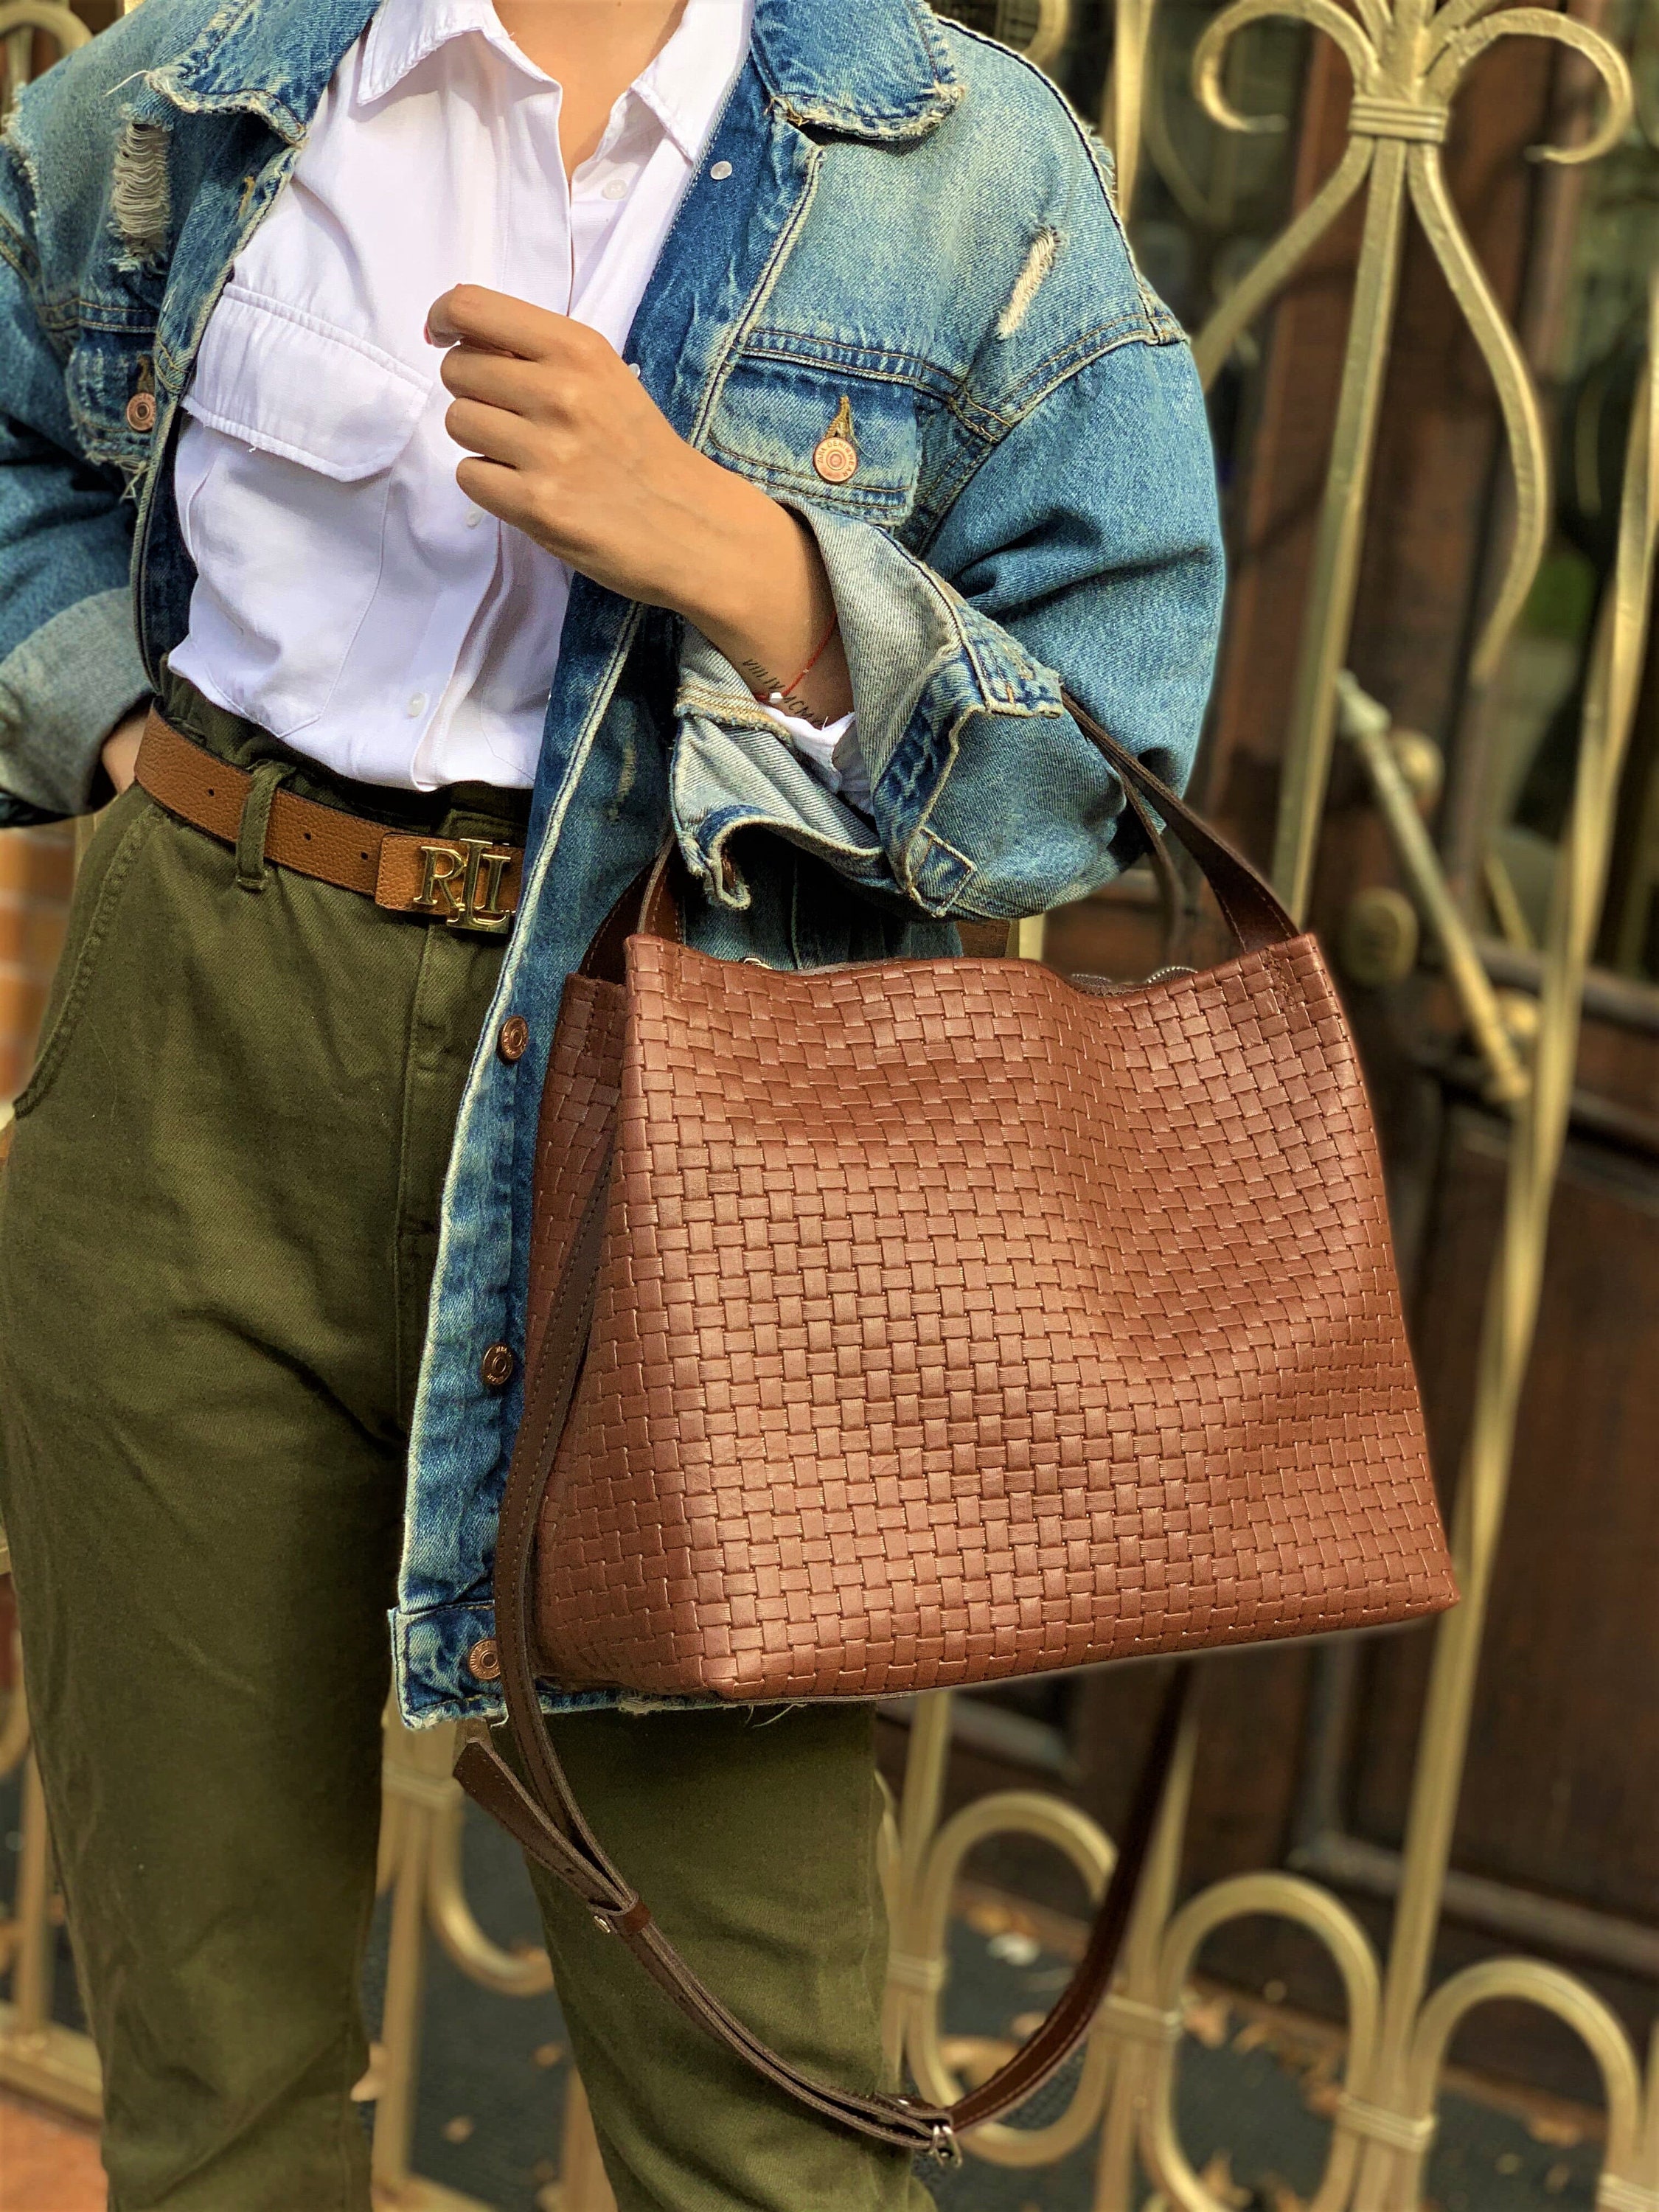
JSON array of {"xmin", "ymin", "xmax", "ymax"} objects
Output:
[
  {"xmin": 63, "ymin": 335, "xmax": 159, "ymax": 478},
  {"xmin": 705, "ymin": 357, "xmax": 923, "ymax": 527}
]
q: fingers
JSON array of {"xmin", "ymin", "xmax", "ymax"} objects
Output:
[
  {"xmin": 426, "ymin": 283, "xmax": 551, "ymax": 357},
  {"xmin": 443, "ymin": 394, "xmax": 545, "ymax": 470},
  {"xmin": 436, "ymin": 308, "xmax": 658, "ymax": 453},
  {"xmin": 455, "ymin": 454, "xmax": 544, "ymax": 538},
  {"xmin": 426, "ymin": 284, "xmax": 614, "ymax": 366},
  {"xmin": 100, "ymin": 717, "xmax": 145, "ymax": 796},
  {"xmin": 439, "ymin": 344, "xmax": 549, "ymax": 414}
]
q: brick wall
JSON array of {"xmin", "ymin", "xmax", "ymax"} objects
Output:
[{"xmin": 0, "ymin": 827, "xmax": 75, "ymax": 1107}]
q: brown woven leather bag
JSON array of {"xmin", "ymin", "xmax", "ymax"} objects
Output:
[{"xmin": 456, "ymin": 697, "xmax": 1455, "ymax": 2162}]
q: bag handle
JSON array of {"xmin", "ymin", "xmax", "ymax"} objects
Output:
[
  {"xmin": 1058, "ymin": 691, "xmax": 1295, "ymax": 953},
  {"xmin": 582, "ymin": 695, "xmax": 1294, "ymax": 975}
]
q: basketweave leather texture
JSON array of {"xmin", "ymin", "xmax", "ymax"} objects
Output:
[
  {"xmin": 524, "ymin": 978, "xmax": 627, "ymax": 1379},
  {"xmin": 526, "ymin": 928, "xmax": 1455, "ymax": 1702}
]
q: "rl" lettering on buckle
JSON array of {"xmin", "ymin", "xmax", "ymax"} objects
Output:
[{"xmin": 410, "ymin": 838, "xmax": 517, "ymax": 933}]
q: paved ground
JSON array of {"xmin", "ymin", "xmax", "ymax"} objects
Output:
[{"xmin": 0, "ymin": 2094, "xmax": 103, "ymax": 2211}]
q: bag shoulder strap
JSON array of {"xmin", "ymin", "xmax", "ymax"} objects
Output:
[
  {"xmin": 452, "ymin": 696, "xmax": 1265, "ymax": 2157},
  {"xmin": 456, "ymin": 1127, "xmax": 1193, "ymax": 2162}
]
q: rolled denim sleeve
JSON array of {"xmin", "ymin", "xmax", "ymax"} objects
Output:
[
  {"xmin": 672, "ymin": 330, "xmax": 1223, "ymax": 922},
  {"xmin": 0, "ymin": 142, "xmax": 147, "ymax": 828}
]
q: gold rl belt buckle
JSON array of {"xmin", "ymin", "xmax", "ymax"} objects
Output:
[{"xmin": 379, "ymin": 835, "xmax": 521, "ymax": 934}]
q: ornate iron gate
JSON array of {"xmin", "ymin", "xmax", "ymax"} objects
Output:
[{"xmin": 1, "ymin": 4, "xmax": 1654, "ymax": 2206}]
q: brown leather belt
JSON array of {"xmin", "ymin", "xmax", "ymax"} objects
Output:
[{"xmin": 135, "ymin": 709, "xmax": 524, "ymax": 934}]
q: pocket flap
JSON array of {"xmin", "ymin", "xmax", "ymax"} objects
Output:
[
  {"xmin": 706, "ymin": 361, "xmax": 922, "ymax": 525},
  {"xmin": 182, "ymin": 284, "xmax": 433, "ymax": 481}
]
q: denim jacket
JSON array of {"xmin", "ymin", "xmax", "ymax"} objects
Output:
[{"xmin": 0, "ymin": 0, "xmax": 1223, "ymax": 1722}]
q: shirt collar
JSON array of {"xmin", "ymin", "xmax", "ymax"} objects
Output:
[
  {"xmin": 359, "ymin": 0, "xmax": 752, "ymax": 148},
  {"xmin": 632, "ymin": 0, "xmax": 754, "ymax": 163},
  {"xmin": 360, "ymin": 0, "xmax": 526, "ymax": 103}
]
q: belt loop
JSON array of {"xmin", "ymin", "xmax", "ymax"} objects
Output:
[{"xmin": 235, "ymin": 761, "xmax": 293, "ymax": 893}]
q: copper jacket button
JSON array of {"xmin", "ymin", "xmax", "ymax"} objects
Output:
[
  {"xmin": 497, "ymin": 1014, "xmax": 530, "ymax": 1063},
  {"xmin": 813, "ymin": 432, "xmax": 858, "ymax": 484},
  {"xmin": 479, "ymin": 1342, "xmax": 516, "ymax": 1389},
  {"xmin": 467, "ymin": 1637, "xmax": 502, "ymax": 1682},
  {"xmin": 125, "ymin": 392, "xmax": 157, "ymax": 433}
]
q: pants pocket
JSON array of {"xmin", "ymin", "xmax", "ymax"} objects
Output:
[{"xmin": 11, "ymin": 789, "xmax": 163, "ymax": 1121}]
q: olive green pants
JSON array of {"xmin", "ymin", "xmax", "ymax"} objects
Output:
[{"xmin": 0, "ymin": 678, "xmax": 929, "ymax": 2212}]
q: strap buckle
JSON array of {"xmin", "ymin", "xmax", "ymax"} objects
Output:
[
  {"xmin": 928, "ymin": 2120, "xmax": 963, "ymax": 2168},
  {"xmin": 896, "ymin": 2100, "xmax": 963, "ymax": 2167}
]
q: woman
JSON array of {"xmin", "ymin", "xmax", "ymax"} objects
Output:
[{"xmin": 0, "ymin": 0, "xmax": 1223, "ymax": 2203}]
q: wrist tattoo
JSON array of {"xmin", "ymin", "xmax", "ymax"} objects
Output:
[{"xmin": 738, "ymin": 657, "xmax": 818, "ymax": 724}]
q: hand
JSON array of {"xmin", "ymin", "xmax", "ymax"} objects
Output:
[
  {"xmin": 100, "ymin": 707, "xmax": 148, "ymax": 798},
  {"xmin": 428, "ymin": 285, "xmax": 852, "ymax": 726}
]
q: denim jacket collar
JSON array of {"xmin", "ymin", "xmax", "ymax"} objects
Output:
[
  {"xmin": 748, "ymin": 0, "xmax": 961, "ymax": 140},
  {"xmin": 143, "ymin": 0, "xmax": 961, "ymax": 148},
  {"xmin": 142, "ymin": 0, "xmax": 380, "ymax": 143}
]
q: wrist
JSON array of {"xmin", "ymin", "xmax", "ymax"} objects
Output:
[
  {"xmin": 664, "ymin": 456, "xmax": 803, "ymax": 643},
  {"xmin": 100, "ymin": 704, "xmax": 149, "ymax": 800},
  {"xmin": 650, "ymin": 457, "xmax": 851, "ymax": 723}
]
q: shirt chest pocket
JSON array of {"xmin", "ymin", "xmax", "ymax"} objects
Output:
[
  {"xmin": 703, "ymin": 357, "xmax": 924, "ymax": 529},
  {"xmin": 174, "ymin": 286, "xmax": 435, "ymax": 739}
]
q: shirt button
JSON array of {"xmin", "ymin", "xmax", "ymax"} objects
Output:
[
  {"xmin": 497, "ymin": 1014, "xmax": 531, "ymax": 1063},
  {"xmin": 602, "ymin": 173, "xmax": 631, "ymax": 201},
  {"xmin": 406, "ymin": 692, "xmax": 428, "ymax": 717},
  {"xmin": 465, "ymin": 506, "xmax": 484, "ymax": 528},
  {"xmin": 467, "ymin": 1637, "xmax": 502, "ymax": 1683},
  {"xmin": 709, "ymin": 159, "xmax": 733, "ymax": 181},
  {"xmin": 480, "ymin": 1342, "xmax": 517, "ymax": 1389}
]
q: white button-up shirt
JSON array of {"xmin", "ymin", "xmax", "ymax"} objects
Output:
[{"xmin": 169, "ymin": 0, "xmax": 762, "ymax": 790}]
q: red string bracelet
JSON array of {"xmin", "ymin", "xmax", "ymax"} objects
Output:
[{"xmin": 753, "ymin": 611, "xmax": 840, "ymax": 710}]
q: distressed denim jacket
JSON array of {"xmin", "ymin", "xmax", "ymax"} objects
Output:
[{"xmin": 0, "ymin": 0, "xmax": 1224, "ymax": 1723}]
